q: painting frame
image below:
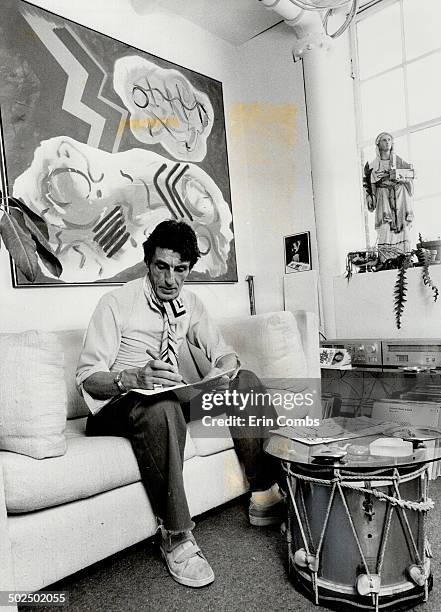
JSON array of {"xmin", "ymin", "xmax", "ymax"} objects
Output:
[
  {"xmin": 284, "ymin": 231, "xmax": 311, "ymax": 274},
  {"xmin": 0, "ymin": 0, "xmax": 238, "ymax": 288}
]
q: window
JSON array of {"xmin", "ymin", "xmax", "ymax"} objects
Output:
[{"xmin": 352, "ymin": 0, "xmax": 441, "ymax": 247}]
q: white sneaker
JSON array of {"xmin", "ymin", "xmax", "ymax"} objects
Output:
[
  {"xmin": 248, "ymin": 499, "xmax": 286, "ymax": 527},
  {"xmin": 160, "ymin": 531, "xmax": 215, "ymax": 588}
]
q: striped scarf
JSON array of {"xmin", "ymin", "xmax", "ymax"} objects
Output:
[{"xmin": 143, "ymin": 276, "xmax": 186, "ymax": 369}]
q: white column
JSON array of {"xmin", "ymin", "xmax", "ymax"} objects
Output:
[
  {"xmin": 303, "ymin": 46, "xmax": 341, "ymax": 338},
  {"xmin": 303, "ymin": 33, "xmax": 364, "ymax": 338}
]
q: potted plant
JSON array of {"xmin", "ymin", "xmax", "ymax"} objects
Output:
[
  {"xmin": 417, "ymin": 234, "xmax": 441, "ymax": 265},
  {"xmin": 393, "ymin": 245, "xmax": 439, "ymax": 329},
  {"xmin": 0, "ymin": 194, "xmax": 62, "ymax": 282}
]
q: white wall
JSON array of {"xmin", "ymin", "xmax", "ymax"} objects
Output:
[
  {"xmin": 235, "ymin": 21, "xmax": 363, "ymax": 328},
  {"xmin": 0, "ymin": 0, "xmax": 257, "ymax": 331},
  {"xmin": 237, "ymin": 25, "xmax": 316, "ymax": 314}
]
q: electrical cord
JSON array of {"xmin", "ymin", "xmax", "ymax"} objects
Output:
[
  {"xmin": 289, "ymin": 0, "xmax": 353, "ymax": 11},
  {"xmin": 323, "ymin": 0, "xmax": 359, "ymax": 39}
]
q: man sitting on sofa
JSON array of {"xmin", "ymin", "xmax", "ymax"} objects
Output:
[{"xmin": 76, "ymin": 220, "xmax": 283, "ymax": 589}]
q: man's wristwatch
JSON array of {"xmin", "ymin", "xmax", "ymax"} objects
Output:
[{"xmin": 114, "ymin": 370, "xmax": 128, "ymax": 394}]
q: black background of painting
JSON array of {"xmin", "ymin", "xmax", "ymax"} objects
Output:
[
  {"xmin": 284, "ymin": 232, "xmax": 311, "ymax": 269},
  {"xmin": 0, "ymin": 0, "xmax": 237, "ymax": 285}
]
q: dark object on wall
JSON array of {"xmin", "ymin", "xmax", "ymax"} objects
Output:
[
  {"xmin": 245, "ymin": 275, "xmax": 256, "ymax": 316},
  {"xmin": 345, "ymin": 250, "xmax": 378, "ymax": 275},
  {"xmin": 0, "ymin": 0, "xmax": 237, "ymax": 286},
  {"xmin": 284, "ymin": 231, "xmax": 311, "ymax": 274}
]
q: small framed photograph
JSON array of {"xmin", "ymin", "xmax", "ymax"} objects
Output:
[{"xmin": 284, "ymin": 232, "xmax": 311, "ymax": 274}]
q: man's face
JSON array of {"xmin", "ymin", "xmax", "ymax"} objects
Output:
[{"xmin": 148, "ymin": 247, "xmax": 191, "ymax": 301}]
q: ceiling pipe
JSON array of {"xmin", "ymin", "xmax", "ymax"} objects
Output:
[
  {"xmin": 256, "ymin": 0, "xmax": 332, "ymax": 59},
  {"xmin": 257, "ymin": 0, "xmax": 304, "ymax": 21}
]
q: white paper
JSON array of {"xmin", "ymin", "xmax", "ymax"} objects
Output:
[{"xmin": 130, "ymin": 368, "xmax": 236, "ymax": 402}]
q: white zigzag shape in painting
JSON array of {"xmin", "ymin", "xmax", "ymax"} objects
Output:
[
  {"xmin": 21, "ymin": 9, "xmax": 127, "ymax": 152},
  {"xmin": 65, "ymin": 28, "xmax": 129, "ymax": 153}
]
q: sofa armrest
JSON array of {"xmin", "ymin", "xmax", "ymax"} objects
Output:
[
  {"xmin": 0, "ymin": 458, "xmax": 17, "ymax": 607},
  {"xmin": 292, "ymin": 310, "xmax": 320, "ymax": 379},
  {"xmin": 260, "ymin": 307, "xmax": 321, "ymax": 418}
]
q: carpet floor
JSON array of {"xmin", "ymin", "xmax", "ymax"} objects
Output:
[{"xmin": 20, "ymin": 480, "xmax": 441, "ymax": 612}]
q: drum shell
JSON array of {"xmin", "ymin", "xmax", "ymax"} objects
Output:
[{"xmin": 288, "ymin": 466, "xmax": 425, "ymax": 590}]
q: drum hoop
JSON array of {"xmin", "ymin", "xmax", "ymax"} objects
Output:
[
  {"xmin": 291, "ymin": 564, "xmax": 429, "ymax": 607},
  {"xmin": 283, "ymin": 463, "xmax": 434, "ymax": 514},
  {"xmin": 283, "ymin": 460, "xmax": 428, "ymax": 482},
  {"xmin": 291, "ymin": 560, "xmax": 420, "ymax": 597}
]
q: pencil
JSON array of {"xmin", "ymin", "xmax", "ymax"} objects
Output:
[{"xmin": 145, "ymin": 348, "xmax": 186, "ymax": 384}]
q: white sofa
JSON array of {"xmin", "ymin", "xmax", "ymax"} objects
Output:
[{"xmin": 0, "ymin": 310, "xmax": 319, "ymax": 606}]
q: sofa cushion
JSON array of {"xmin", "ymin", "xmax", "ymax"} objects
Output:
[
  {"xmin": 56, "ymin": 330, "xmax": 89, "ymax": 419},
  {"xmin": 0, "ymin": 330, "xmax": 67, "ymax": 459},
  {"xmin": 2, "ymin": 418, "xmax": 197, "ymax": 513},
  {"xmin": 187, "ymin": 415, "xmax": 235, "ymax": 457},
  {"xmin": 217, "ymin": 311, "xmax": 307, "ymax": 380}
]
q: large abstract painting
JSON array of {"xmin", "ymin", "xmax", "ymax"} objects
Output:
[{"xmin": 0, "ymin": 0, "xmax": 237, "ymax": 286}]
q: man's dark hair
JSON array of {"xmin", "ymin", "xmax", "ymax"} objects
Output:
[{"xmin": 143, "ymin": 220, "xmax": 201, "ymax": 269}]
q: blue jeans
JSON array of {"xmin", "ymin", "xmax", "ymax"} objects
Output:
[{"xmin": 86, "ymin": 369, "xmax": 279, "ymax": 532}]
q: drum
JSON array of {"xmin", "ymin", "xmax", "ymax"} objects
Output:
[{"xmin": 284, "ymin": 462, "xmax": 433, "ymax": 612}]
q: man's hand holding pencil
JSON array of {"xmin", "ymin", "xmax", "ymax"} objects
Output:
[{"xmin": 130, "ymin": 349, "xmax": 184, "ymax": 391}]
